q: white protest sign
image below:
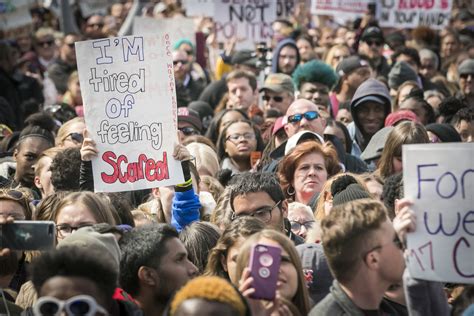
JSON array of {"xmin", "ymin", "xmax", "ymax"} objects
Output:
[
  {"xmin": 75, "ymin": 35, "xmax": 184, "ymax": 192},
  {"xmin": 0, "ymin": 0, "xmax": 33, "ymax": 38},
  {"xmin": 133, "ymin": 16, "xmax": 196, "ymax": 47},
  {"xmin": 377, "ymin": 0, "xmax": 452, "ymax": 30},
  {"xmin": 182, "ymin": 0, "xmax": 215, "ymax": 17},
  {"xmin": 214, "ymin": 0, "xmax": 276, "ymax": 49},
  {"xmin": 403, "ymin": 143, "xmax": 474, "ymax": 284},
  {"xmin": 79, "ymin": 0, "xmax": 117, "ymax": 17},
  {"xmin": 310, "ymin": 0, "xmax": 370, "ymax": 22}
]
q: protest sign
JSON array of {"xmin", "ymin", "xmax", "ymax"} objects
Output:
[
  {"xmin": 403, "ymin": 143, "xmax": 474, "ymax": 284},
  {"xmin": 182, "ymin": 0, "xmax": 215, "ymax": 17},
  {"xmin": 133, "ymin": 16, "xmax": 196, "ymax": 47},
  {"xmin": 377, "ymin": 0, "xmax": 453, "ymax": 30},
  {"xmin": 214, "ymin": 0, "xmax": 276, "ymax": 49},
  {"xmin": 75, "ymin": 35, "xmax": 184, "ymax": 192},
  {"xmin": 310, "ymin": 0, "xmax": 370, "ymax": 23},
  {"xmin": 79, "ymin": 0, "xmax": 116, "ymax": 17},
  {"xmin": 0, "ymin": 0, "xmax": 33, "ymax": 39}
]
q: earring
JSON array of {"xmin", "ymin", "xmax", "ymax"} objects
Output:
[{"xmin": 287, "ymin": 186, "xmax": 295, "ymax": 196}]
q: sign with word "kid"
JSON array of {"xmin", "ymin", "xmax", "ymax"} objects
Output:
[
  {"xmin": 403, "ymin": 143, "xmax": 473, "ymax": 284},
  {"xmin": 75, "ymin": 35, "xmax": 184, "ymax": 192}
]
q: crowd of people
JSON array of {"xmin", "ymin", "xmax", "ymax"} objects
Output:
[{"xmin": 0, "ymin": 0, "xmax": 473, "ymax": 315}]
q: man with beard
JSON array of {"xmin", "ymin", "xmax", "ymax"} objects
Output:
[{"xmin": 119, "ymin": 224, "xmax": 198, "ymax": 316}]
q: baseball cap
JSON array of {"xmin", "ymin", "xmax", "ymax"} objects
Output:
[
  {"xmin": 336, "ymin": 56, "xmax": 370, "ymax": 76},
  {"xmin": 285, "ymin": 130, "xmax": 324, "ymax": 155},
  {"xmin": 361, "ymin": 26, "xmax": 384, "ymax": 43},
  {"xmin": 458, "ymin": 58, "xmax": 474, "ymax": 75},
  {"xmin": 360, "ymin": 126, "xmax": 394, "ymax": 161},
  {"xmin": 259, "ymin": 73, "xmax": 295, "ymax": 94},
  {"xmin": 178, "ymin": 107, "xmax": 202, "ymax": 132}
]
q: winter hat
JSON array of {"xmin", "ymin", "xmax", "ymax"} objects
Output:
[
  {"xmin": 388, "ymin": 61, "xmax": 419, "ymax": 90},
  {"xmin": 360, "ymin": 126, "xmax": 394, "ymax": 161},
  {"xmin": 188, "ymin": 101, "xmax": 214, "ymax": 131},
  {"xmin": 57, "ymin": 226, "xmax": 121, "ymax": 274},
  {"xmin": 425, "ymin": 123, "xmax": 462, "ymax": 142},
  {"xmin": 178, "ymin": 107, "xmax": 203, "ymax": 132},
  {"xmin": 458, "ymin": 58, "xmax": 474, "ymax": 75},
  {"xmin": 384, "ymin": 110, "xmax": 419, "ymax": 127},
  {"xmin": 296, "ymin": 243, "xmax": 334, "ymax": 304},
  {"xmin": 331, "ymin": 175, "xmax": 371, "ymax": 206}
]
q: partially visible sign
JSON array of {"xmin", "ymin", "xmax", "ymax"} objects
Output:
[
  {"xmin": 0, "ymin": 0, "xmax": 33, "ymax": 38},
  {"xmin": 133, "ymin": 16, "xmax": 196, "ymax": 46},
  {"xmin": 75, "ymin": 35, "xmax": 184, "ymax": 192},
  {"xmin": 376, "ymin": 0, "xmax": 453, "ymax": 30},
  {"xmin": 182, "ymin": 0, "xmax": 215, "ymax": 17},
  {"xmin": 214, "ymin": 0, "xmax": 276, "ymax": 49},
  {"xmin": 310, "ymin": 0, "xmax": 370, "ymax": 22},
  {"xmin": 79, "ymin": 0, "xmax": 117, "ymax": 17},
  {"xmin": 403, "ymin": 143, "xmax": 474, "ymax": 284}
]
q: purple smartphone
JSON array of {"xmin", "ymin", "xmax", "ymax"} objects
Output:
[{"xmin": 248, "ymin": 243, "xmax": 282, "ymax": 301}]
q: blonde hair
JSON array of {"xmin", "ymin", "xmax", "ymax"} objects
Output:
[{"xmin": 55, "ymin": 117, "xmax": 85, "ymax": 146}]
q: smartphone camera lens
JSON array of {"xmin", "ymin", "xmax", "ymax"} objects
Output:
[
  {"xmin": 259, "ymin": 253, "xmax": 273, "ymax": 267},
  {"xmin": 258, "ymin": 267, "xmax": 270, "ymax": 278}
]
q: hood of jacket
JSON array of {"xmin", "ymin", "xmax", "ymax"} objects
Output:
[
  {"xmin": 350, "ymin": 78, "xmax": 391, "ymax": 132},
  {"xmin": 271, "ymin": 38, "xmax": 300, "ymax": 74}
]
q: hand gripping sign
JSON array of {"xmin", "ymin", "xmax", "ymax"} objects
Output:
[
  {"xmin": 75, "ymin": 35, "xmax": 184, "ymax": 192},
  {"xmin": 403, "ymin": 143, "xmax": 474, "ymax": 284}
]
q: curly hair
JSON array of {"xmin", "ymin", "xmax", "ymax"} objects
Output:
[
  {"xmin": 278, "ymin": 141, "xmax": 341, "ymax": 200},
  {"xmin": 50, "ymin": 147, "xmax": 81, "ymax": 191},
  {"xmin": 292, "ymin": 59, "xmax": 339, "ymax": 91}
]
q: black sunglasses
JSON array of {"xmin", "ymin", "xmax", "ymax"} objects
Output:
[
  {"xmin": 65, "ymin": 132, "xmax": 84, "ymax": 143},
  {"xmin": 263, "ymin": 95, "xmax": 284, "ymax": 103},
  {"xmin": 179, "ymin": 126, "xmax": 198, "ymax": 136},
  {"xmin": 173, "ymin": 60, "xmax": 188, "ymax": 66},
  {"xmin": 366, "ymin": 40, "xmax": 382, "ymax": 46},
  {"xmin": 37, "ymin": 40, "xmax": 54, "ymax": 48}
]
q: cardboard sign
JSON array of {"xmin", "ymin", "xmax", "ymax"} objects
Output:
[
  {"xmin": 310, "ymin": 0, "xmax": 370, "ymax": 22},
  {"xmin": 214, "ymin": 0, "xmax": 276, "ymax": 49},
  {"xmin": 182, "ymin": 0, "xmax": 215, "ymax": 17},
  {"xmin": 377, "ymin": 0, "xmax": 452, "ymax": 30},
  {"xmin": 0, "ymin": 0, "xmax": 33, "ymax": 38},
  {"xmin": 403, "ymin": 143, "xmax": 474, "ymax": 284},
  {"xmin": 75, "ymin": 35, "xmax": 184, "ymax": 192},
  {"xmin": 133, "ymin": 16, "xmax": 196, "ymax": 47}
]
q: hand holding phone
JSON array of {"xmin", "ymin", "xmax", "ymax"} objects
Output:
[{"xmin": 248, "ymin": 243, "xmax": 281, "ymax": 301}]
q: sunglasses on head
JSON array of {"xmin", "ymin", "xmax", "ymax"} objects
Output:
[
  {"xmin": 263, "ymin": 95, "xmax": 284, "ymax": 103},
  {"xmin": 287, "ymin": 111, "xmax": 320, "ymax": 124},
  {"xmin": 173, "ymin": 60, "xmax": 188, "ymax": 66},
  {"xmin": 34, "ymin": 295, "xmax": 108, "ymax": 316},
  {"xmin": 179, "ymin": 126, "xmax": 198, "ymax": 136}
]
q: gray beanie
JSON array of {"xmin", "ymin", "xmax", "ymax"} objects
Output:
[{"xmin": 388, "ymin": 61, "xmax": 419, "ymax": 90}]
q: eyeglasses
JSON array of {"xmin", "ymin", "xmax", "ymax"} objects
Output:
[
  {"xmin": 173, "ymin": 60, "xmax": 188, "ymax": 66},
  {"xmin": 37, "ymin": 39, "xmax": 54, "ymax": 48},
  {"xmin": 231, "ymin": 200, "xmax": 281, "ymax": 223},
  {"xmin": 287, "ymin": 111, "xmax": 320, "ymax": 124},
  {"xmin": 290, "ymin": 220, "xmax": 315, "ymax": 232},
  {"xmin": 0, "ymin": 189, "xmax": 32, "ymax": 219},
  {"xmin": 179, "ymin": 126, "xmax": 199, "ymax": 136},
  {"xmin": 64, "ymin": 132, "xmax": 84, "ymax": 144},
  {"xmin": 34, "ymin": 295, "xmax": 108, "ymax": 316},
  {"xmin": 366, "ymin": 40, "xmax": 383, "ymax": 47},
  {"xmin": 226, "ymin": 132, "xmax": 256, "ymax": 142},
  {"xmin": 56, "ymin": 223, "xmax": 94, "ymax": 238},
  {"xmin": 263, "ymin": 95, "xmax": 284, "ymax": 103}
]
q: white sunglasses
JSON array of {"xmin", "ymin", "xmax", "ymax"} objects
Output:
[{"xmin": 33, "ymin": 295, "xmax": 108, "ymax": 316}]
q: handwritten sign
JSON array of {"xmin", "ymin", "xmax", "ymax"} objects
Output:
[
  {"xmin": 0, "ymin": 0, "xmax": 33, "ymax": 39},
  {"xmin": 75, "ymin": 35, "xmax": 184, "ymax": 192},
  {"xmin": 310, "ymin": 0, "xmax": 370, "ymax": 22},
  {"xmin": 182, "ymin": 0, "xmax": 215, "ymax": 17},
  {"xmin": 376, "ymin": 0, "xmax": 452, "ymax": 30},
  {"xmin": 214, "ymin": 0, "xmax": 276, "ymax": 49},
  {"xmin": 403, "ymin": 143, "xmax": 474, "ymax": 284},
  {"xmin": 133, "ymin": 16, "xmax": 196, "ymax": 47}
]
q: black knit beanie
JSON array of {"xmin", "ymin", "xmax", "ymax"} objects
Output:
[{"xmin": 331, "ymin": 175, "xmax": 371, "ymax": 206}]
